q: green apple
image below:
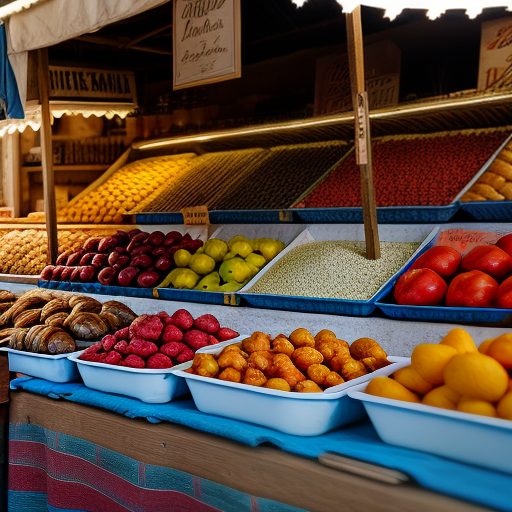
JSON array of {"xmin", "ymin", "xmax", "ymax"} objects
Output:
[
  {"xmin": 219, "ymin": 257, "xmax": 252, "ymax": 283},
  {"xmin": 245, "ymin": 253, "xmax": 266, "ymax": 269},
  {"xmin": 171, "ymin": 268, "xmax": 200, "ymax": 289},
  {"xmin": 174, "ymin": 249, "xmax": 192, "ymax": 267},
  {"xmin": 230, "ymin": 240, "xmax": 253, "ymax": 258},
  {"xmin": 203, "ymin": 238, "xmax": 228, "ymax": 262}
]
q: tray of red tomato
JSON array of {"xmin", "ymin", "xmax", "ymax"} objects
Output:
[{"xmin": 376, "ymin": 227, "xmax": 512, "ymax": 324}]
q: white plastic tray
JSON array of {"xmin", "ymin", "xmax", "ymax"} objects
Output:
[
  {"xmin": 172, "ymin": 338, "xmax": 408, "ymax": 436},
  {"xmin": 68, "ymin": 350, "xmax": 190, "ymax": 403},
  {"xmin": 0, "ymin": 346, "xmax": 81, "ymax": 383},
  {"xmin": 349, "ymin": 383, "xmax": 512, "ymax": 474}
]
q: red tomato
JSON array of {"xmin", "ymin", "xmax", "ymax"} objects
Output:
[
  {"xmin": 446, "ymin": 270, "xmax": 498, "ymax": 308},
  {"xmin": 495, "ymin": 276, "xmax": 512, "ymax": 308},
  {"xmin": 393, "ymin": 268, "xmax": 447, "ymax": 306},
  {"xmin": 461, "ymin": 245, "xmax": 512, "ymax": 279},
  {"xmin": 410, "ymin": 245, "xmax": 461, "ymax": 278},
  {"xmin": 496, "ymin": 233, "xmax": 512, "ymax": 258}
]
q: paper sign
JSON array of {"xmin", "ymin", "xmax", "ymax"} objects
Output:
[
  {"xmin": 173, "ymin": 0, "xmax": 241, "ymax": 90},
  {"xmin": 435, "ymin": 229, "xmax": 504, "ymax": 254},
  {"xmin": 181, "ymin": 205, "xmax": 210, "ymax": 225},
  {"xmin": 355, "ymin": 92, "xmax": 368, "ymax": 166}
]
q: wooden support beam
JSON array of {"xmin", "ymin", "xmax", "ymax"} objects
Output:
[
  {"xmin": 37, "ymin": 48, "xmax": 58, "ymax": 265},
  {"xmin": 346, "ymin": 7, "xmax": 381, "ymax": 260}
]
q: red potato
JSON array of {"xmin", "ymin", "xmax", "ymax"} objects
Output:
[
  {"xmin": 148, "ymin": 231, "xmax": 165, "ymax": 246},
  {"xmin": 461, "ymin": 245, "xmax": 512, "ymax": 279},
  {"xmin": 51, "ymin": 265, "xmax": 65, "ymax": 280},
  {"xmin": 117, "ymin": 266, "xmax": 139, "ymax": 286},
  {"xmin": 155, "ymin": 255, "xmax": 173, "ymax": 272},
  {"xmin": 79, "ymin": 253, "xmax": 96, "ymax": 266},
  {"xmin": 495, "ymin": 276, "xmax": 512, "ymax": 308},
  {"xmin": 56, "ymin": 250, "xmax": 73, "ymax": 266},
  {"xmin": 79, "ymin": 266, "xmax": 96, "ymax": 282},
  {"xmin": 60, "ymin": 266, "xmax": 75, "ymax": 281},
  {"xmin": 410, "ymin": 246, "xmax": 461, "ymax": 278},
  {"xmin": 128, "ymin": 229, "xmax": 143, "ymax": 239},
  {"xmin": 164, "ymin": 231, "xmax": 183, "ymax": 246},
  {"xmin": 70, "ymin": 267, "xmax": 82, "ymax": 282},
  {"xmin": 98, "ymin": 267, "xmax": 117, "ymax": 286},
  {"xmin": 40, "ymin": 265, "xmax": 54, "ymax": 280},
  {"xmin": 137, "ymin": 270, "xmax": 160, "ymax": 288},
  {"xmin": 130, "ymin": 232, "xmax": 149, "ymax": 245},
  {"xmin": 129, "ymin": 245, "xmax": 153, "ymax": 256},
  {"xmin": 112, "ymin": 255, "xmax": 130, "ymax": 271},
  {"xmin": 130, "ymin": 254, "xmax": 153, "ymax": 269},
  {"xmin": 393, "ymin": 268, "xmax": 447, "ymax": 306},
  {"xmin": 91, "ymin": 253, "xmax": 109, "ymax": 268},
  {"xmin": 152, "ymin": 247, "xmax": 167, "ymax": 257},
  {"xmin": 83, "ymin": 236, "xmax": 103, "ymax": 252},
  {"xmin": 98, "ymin": 236, "xmax": 120, "ymax": 253},
  {"xmin": 115, "ymin": 230, "xmax": 130, "ymax": 244},
  {"xmin": 66, "ymin": 250, "xmax": 85, "ymax": 267},
  {"xmin": 446, "ymin": 270, "xmax": 498, "ymax": 308}
]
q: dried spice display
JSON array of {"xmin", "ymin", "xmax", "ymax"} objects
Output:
[
  {"xmin": 136, "ymin": 148, "xmax": 269, "ymax": 213},
  {"xmin": 462, "ymin": 139, "xmax": 512, "ymax": 201},
  {"xmin": 58, "ymin": 154, "xmax": 196, "ymax": 223},
  {"xmin": 0, "ymin": 289, "xmax": 137, "ymax": 354},
  {"xmin": 296, "ymin": 130, "xmax": 508, "ymax": 208},
  {"xmin": 214, "ymin": 141, "xmax": 348, "ymax": 210}
]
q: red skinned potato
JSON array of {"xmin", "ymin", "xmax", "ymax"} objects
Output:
[
  {"xmin": 410, "ymin": 246, "xmax": 461, "ymax": 278},
  {"xmin": 129, "ymin": 315, "xmax": 164, "ymax": 341},
  {"xmin": 79, "ymin": 253, "xmax": 96, "ymax": 266},
  {"xmin": 40, "ymin": 265, "xmax": 54, "ymax": 280},
  {"xmin": 137, "ymin": 270, "xmax": 160, "ymax": 288},
  {"xmin": 117, "ymin": 266, "xmax": 139, "ymax": 286},
  {"xmin": 128, "ymin": 229, "xmax": 143, "ymax": 239},
  {"xmin": 70, "ymin": 267, "xmax": 82, "ymax": 282},
  {"xmin": 130, "ymin": 232, "xmax": 149, "ymax": 245},
  {"xmin": 112, "ymin": 255, "xmax": 130, "ymax": 271},
  {"xmin": 83, "ymin": 237, "xmax": 103, "ymax": 252},
  {"xmin": 115, "ymin": 230, "xmax": 130, "ymax": 244},
  {"xmin": 496, "ymin": 233, "xmax": 512, "ymax": 258},
  {"xmin": 56, "ymin": 250, "xmax": 73, "ymax": 266},
  {"xmin": 164, "ymin": 231, "xmax": 183, "ymax": 246},
  {"xmin": 79, "ymin": 266, "xmax": 96, "ymax": 282},
  {"xmin": 108, "ymin": 251, "xmax": 122, "ymax": 266},
  {"xmin": 217, "ymin": 327, "xmax": 239, "ymax": 341},
  {"xmin": 98, "ymin": 267, "xmax": 117, "ymax": 285},
  {"xmin": 60, "ymin": 266, "xmax": 75, "ymax": 281},
  {"xmin": 66, "ymin": 250, "xmax": 85, "ymax": 267},
  {"xmin": 98, "ymin": 236, "xmax": 119, "ymax": 253},
  {"xmin": 161, "ymin": 324, "xmax": 184, "ymax": 343},
  {"xmin": 461, "ymin": 245, "xmax": 512, "ymax": 279},
  {"xmin": 194, "ymin": 314, "xmax": 220, "ymax": 334},
  {"xmin": 51, "ymin": 265, "xmax": 65, "ymax": 280},
  {"xmin": 155, "ymin": 255, "xmax": 173, "ymax": 272},
  {"xmin": 393, "ymin": 268, "xmax": 447, "ymax": 306},
  {"xmin": 148, "ymin": 231, "xmax": 165, "ymax": 246},
  {"xmin": 171, "ymin": 309, "xmax": 194, "ymax": 330},
  {"xmin": 183, "ymin": 329, "xmax": 209, "ymax": 350},
  {"xmin": 495, "ymin": 276, "xmax": 512, "ymax": 308},
  {"xmin": 130, "ymin": 254, "xmax": 153, "ymax": 269},
  {"xmin": 446, "ymin": 270, "xmax": 498, "ymax": 308},
  {"xmin": 91, "ymin": 253, "xmax": 109, "ymax": 268},
  {"xmin": 130, "ymin": 245, "xmax": 153, "ymax": 256}
]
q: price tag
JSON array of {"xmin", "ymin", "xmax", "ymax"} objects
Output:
[
  {"xmin": 152, "ymin": 289, "xmax": 160, "ymax": 299},
  {"xmin": 436, "ymin": 229, "xmax": 502, "ymax": 254},
  {"xmin": 279, "ymin": 210, "xmax": 293, "ymax": 222},
  {"xmin": 181, "ymin": 205, "xmax": 210, "ymax": 225},
  {"xmin": 223, "ymin": 293, "xmax": 240, "ymax": 306},
  {"xmin": 355, "ymin": 92, "xmax": 369, "ymax": 166}
]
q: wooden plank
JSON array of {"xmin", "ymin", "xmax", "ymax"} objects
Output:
[
  {"xmin": 9, "ymin": 392, "xmax": 489, "ymax": 512},
  {"xmin": 37, "ymin": 48, "xmax": 58, "ymax": 265},
  {"xmin": 346, "ymin": 7, "xmax": 381, "ymax": 260},
  {"xmin": 22, "ymin": 165, "xmax": 108, "ymax": 173}
]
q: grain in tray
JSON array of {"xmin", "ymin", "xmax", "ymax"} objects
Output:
[
  {"xmin": 137, "ymin": 148, "xmax": 269, "ymax": 213},
  {"xmin": 58, "ymin": 154, "xmax": 195, "ymax": 223},
  {"xmin": 214, "ymin": 141, "xmax": 348, "ymax": 210},
  {"xmin": 249, "ymin": 241, "xmax": 419, "ymax": 300}
]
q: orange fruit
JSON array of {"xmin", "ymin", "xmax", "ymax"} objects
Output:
[
  {"xmin": 486, "ymin": 334, "xmax": 512, "ymax": 369},
  {"xmin": 478, "ymin": 339, "xmax": 494, "ymax": 354},
  {"xmin": 444, "ymin": 353, "xmax": 509, "ymax": 402},
  {"xmin": 393, "ymin": 366, "xmax": 433, "ymax": 395},
  {"xmin": 411, "ymin": 343, "xmax": 457, "ymax": 385},
  {"xmin": 366, "ymin": 376, "xmax": 420, "ymax": 403},
  {"xmin": 497, "ymin": 391, "xmax": 512, "ymax": 420},
  {"xmin": 440, "ymin": 328, "xmax": 477, "ymax": 354},
  {"xmin": 457, "ymin": 397, "xmax": 496, "ymax": 417},
  {"xmin": 422, "ymin": 386, "xmax": 460, "ymax": 410}
]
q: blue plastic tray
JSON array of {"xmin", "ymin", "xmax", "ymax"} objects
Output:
[
  {"xmin": 135, "ymin": 210, "xmax": 285, "ymax": 225},
  {"xmin": 460, "ymin": 201, "xmax": 512, "ymax": 221},
  {"xmin": 38, "ymin": 279, "xmax": 156, "ymax": 299},
  {"xmin": 155, "ymin": 287, "xmax": 239, "ymax": 306}
]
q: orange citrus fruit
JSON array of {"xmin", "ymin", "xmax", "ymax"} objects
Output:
[
  {"xmin": 444, "ymin": 352, "xmax": 509, "ymax": 402},
  {"xmin": 366, "ymin": 376, "xmax": 420, "ymax": 403},
  {"xmin": 486, "ymin": 334, "xmax": 512, "ymax": 369},
  {"xmin": 478, "ymin": 339, "xmax": 494, "ymax": 354},
  {"xmin": 440, "ymin": 328, "xmax": 477, "ymax": 354},
  {"xmin": 411, "ymin": 343, "xmax": 457, "ymax": 385},
  {"xmin": 457, "ymin": 397, "xmax": 496, "ymax": 417},
  {"xmin": 422, "ymin": 385, "xmax": 460, "ymax": 410},
  {"xmin": 497, "ymin": 391, "xmax": 512, "ymax": 420},
  {"xmin": 393, "ymin": 366, "xmax": 433, "ymax": 395}
]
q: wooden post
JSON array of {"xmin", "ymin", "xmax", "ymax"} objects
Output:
[
  {"xmin": 37, "ymin": 48, "xmax": 58, "ymax": 264},
  {"xmin": 346, "ymin": 7, "xmax": 381, "ymax": 260}
]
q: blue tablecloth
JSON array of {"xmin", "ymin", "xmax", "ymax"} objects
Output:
[{"xmin": 10, "ymin": 377, "xmax": 512, "ymax": 512}]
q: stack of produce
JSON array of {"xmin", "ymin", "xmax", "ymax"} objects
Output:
[
  {"xmin": 392, "ymin": 233, "xmax": 512, "ymax": 308},
  {"xmin": 249, "ymin": 240, "xmax": 418, "ymax": 300},
  {"xmin": 0, "ymin": 228, "xmax": 114, "ymax": 276},
  {"xmin": 213, "ymin": 141, "xmax": 348, "ymax": 210},
  {"xmin": 462, "ymin": 139, "xmax": 512, "ymax": 201},
  {"xmin": 79, "ymin": 309, "xmax": 239, "ymax": 368},
  {"xmin": 0, "ymin": 289, "xmax": 136, "ymax": 354},
  {"xmin": 159, "ymin": 235, "xmax": 285, "ymax": 292},
  {"xmin": 135, "ymin": 149, "xmax": 270, "ymax": 213},
  {"xmin": 296, "ymin": 130, "xmax": 508, "ymax": 208},
  {"xmin": 58, "ymin": 154, "xmax": 196, "ymax": 223},
  {"xmin": 366, "ymin": 327, "xmax": 512, "ymax": 420},
  {"xmin": 188, "ymin": 328, "xmax": 390, "ymax": 392},
  {"xmin": 41, "ymin": 229, "xmax": 204, "ymax": 289}
]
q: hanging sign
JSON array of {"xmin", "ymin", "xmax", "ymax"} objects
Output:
[
  {"xmin": 478, "ymin": 16, "xmax": 512, "ymax": 92},
  {"xmin": 173, "ymin": 0, "xmax": 241, "ymax": 90},
  {"xmin": 48, "ymin": 66, "xmax": 137, "ymax": 103},
  {"xmin": 181, "ymin": 205, "xmax": 210, "ymax": 225}
]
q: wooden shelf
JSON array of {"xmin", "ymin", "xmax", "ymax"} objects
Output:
[{"xmin": 22, "ymin": 165, "xmax": 108, "ymax": 173}]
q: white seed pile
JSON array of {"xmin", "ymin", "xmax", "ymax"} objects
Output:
[{"xmin": 250, "ymin": 241, "xmax": 419, "ymax": 300}]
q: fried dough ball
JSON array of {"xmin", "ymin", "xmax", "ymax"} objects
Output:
[
  {"xmin": 289, "ymin": 328, "xmax": 315, "ymax": 348},
  {"xmin": 217, "ymin": 349, "xmax": 248, "ymax": 372},
  {"xmin": 243, "ymin": 367, "xmax": 267, "ymax": 387},
  {"xmin": 350, "ymin": 337, "xmax": 388, "ymax": 361},
  {"xmin": 360, "ymin": 356, "xmax": 391, "ymax": 372},
  {"xmin": 221, "ymin": 343, "xmax": 243, "ymax": 353},
  {"xmin": 295, "ymin": 380, "xmax": 323, "ymax": 393},
  {"xmin": 247, "ymin": 350, "xmax": 274, "ymax": 373},
  {"xmin": 270, "ymin": 353, "xmax": 306, "ymax": 387},
  {"xmin": 218, "ymin": 367, "xmax": 242, "ymax": 383},
  {"xmin": 324, "ymin": 371, "xmax": 344, "ymax": 388},
  {"xmin": 316, "ymin": 339, "xmax": 349, "ymax": 361},
  {"xmin": 314, "ymin": 329, "xmax": 337, "ymax": 344},
  {"xmin": 307, "ymin": 363, "xmax": 331, "ymax": 386},
  {"xmin": 191, "ymin": 353, "xmax": 219, "ymax": 378},
  {"xmin": 241, "ymin": 332, "xmax": 271, "ymax": 353},
  {"xmin": 330, "ymin": 347, "xmax": 367, "ymax": 380},
  {"xmin": 264, "ymin": 378, "xmax": 291, "ymax": 392},
  {"xmin": 272, "ymin": 335, "xmax": 295, "ymax": 357},
  {"xmin": 291, "ymin": 347, "xmax": 324, "ymax": 371}
]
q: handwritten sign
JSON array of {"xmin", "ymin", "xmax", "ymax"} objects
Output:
[
  {"xmin": 173, "ymin": 0, "xmax": 241, "ymax": 90},
  {"xmin": 48, "ymin": 66, "xmax": 137, "ymax": 103},
  {"xmin": 181, "ymin": 205, "xmax": 210, "ymax": 225},
  {"xmin": 478, "ymin": 16, "xmax": 512, "ymax": 91},
  {"xmin": 435, "ymin": 229, "xmax": 504, "ymax": 255}
]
